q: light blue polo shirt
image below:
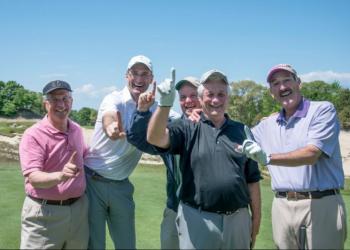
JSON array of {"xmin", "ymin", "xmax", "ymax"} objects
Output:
[{"xmin": 252, "ymin": 98, "xmax": 344, "ymax": 192}]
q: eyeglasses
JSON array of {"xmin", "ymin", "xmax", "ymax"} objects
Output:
[
  {"xmin": 47, "ymin": 95, "xmax": 72, "ymax": 104},
  {"xmin": 128, "ymin": 70, "xmax": 152, "ymax": 79},
  {"xmin": 270, "ymin": 77, "xmax": 295, "ymax": 86}
]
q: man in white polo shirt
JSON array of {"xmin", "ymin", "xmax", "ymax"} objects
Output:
[{"xmin": 84, "ymin": 55, "xmax": 157, "ymax": 249}]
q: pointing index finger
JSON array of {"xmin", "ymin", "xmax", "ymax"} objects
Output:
[
  {"xmin": 116, "ymin": 111, "xmax": 124, "ymax": 132},
  {"xmin": 171, "ymin": 67, "xmax": 176, "ymax": 86},
  {"xmin": 152, "ymin": 80, "xmax": 156, "ymax": 96}
]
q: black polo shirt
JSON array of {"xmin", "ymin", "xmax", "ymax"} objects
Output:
[{"xmin": 166, "ymin": 114, "xmax": 261, "ymax": 213}]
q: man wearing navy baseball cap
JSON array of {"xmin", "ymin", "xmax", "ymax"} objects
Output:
[
  {"xmin": 42, "ymin": 80, "xmax": 72, "ymax": 95},
  {"xmin": 19, "ymin": 80, "xmax": 88, "ymax": 249}
]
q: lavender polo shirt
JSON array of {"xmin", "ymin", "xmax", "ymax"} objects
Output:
[
  {"xmin": 252, "ymin": 98, "xmax": 344, "ymax": 192},
  {"xmin": 19, "ymin": 116, "xmax": 87, "ymax": 200}
]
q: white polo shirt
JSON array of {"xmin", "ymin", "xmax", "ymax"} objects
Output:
[{"xmin": 85, "ymin": 86, "xmax": 179, "ymax": 180}]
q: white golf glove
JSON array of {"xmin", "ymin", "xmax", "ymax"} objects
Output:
[
  {"xmin": 157, "ymin": 68, "xmax": 176, "ymax": 107},
  {"xmin": 242, "ymin": 125, "xmax": 270, "ymax": 166}
]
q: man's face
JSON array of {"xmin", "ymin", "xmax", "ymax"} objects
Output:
[
  {"xmin": 269, "ymin": 71, "xmax": 302, "ymax": 114},
  {"xmin": 126, "ymin": 63, "xmax": 153, "ymax": 101},
  {"xmin": 200, "ymin": 80, "xmax": 228, "ymax": 121},
  {"xmin": 178, "ymin": 84, "xmax": 200, "ymax": 117},
  {"xmin": 44, "ymin": 89, "xmax": 72, "ymax": 123}
]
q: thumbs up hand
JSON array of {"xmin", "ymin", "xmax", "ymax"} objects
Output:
[
  {"xmin": 105, "ymin": 111, "xmax": 126, "ymax": 140},
  {"xmin": 60, "ymin": 151, "xmax": 79, "ymax": 181}
]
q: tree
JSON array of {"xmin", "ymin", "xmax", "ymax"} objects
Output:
[
  {"xmin": 0, "ymin": 81, "xmax": 44, "ymax": 116},
  {"xmin": 228, "ymin": 80, "xmax": 279, "ymax": 127},
  {"xmin": 69, "ymin": 107, "xmax": 97, "ymax": 126},
  {"xmin": 301, "ymin": 81, "xmax": 341, "ymax": 108}
]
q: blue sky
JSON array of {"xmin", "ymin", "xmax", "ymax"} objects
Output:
[{"xmin": 1, "ymin": 0, "xmax": 350, "ymax": 112}]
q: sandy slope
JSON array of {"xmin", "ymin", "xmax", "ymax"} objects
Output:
[{"xmin": 1, "ymin": 128, "xmax": 350, "ymax": 175}]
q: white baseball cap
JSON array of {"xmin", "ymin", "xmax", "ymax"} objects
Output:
[{"xmin": 127, "ymin": 55, "xmax": 153, "ymax": 72}]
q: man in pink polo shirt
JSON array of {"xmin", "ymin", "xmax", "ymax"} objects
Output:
[{"xmin": 19, "ymin": 80, "xmax": 88, "ymax": 249}]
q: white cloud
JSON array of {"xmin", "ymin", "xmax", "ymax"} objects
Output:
[
  {"xmin": 39, "ymin": 73, "xmax": 67, "ymax": 78},
  {"xmin": 74, "ymin": 83, "xmax": 117, "ymax": 97},
  {"xmin": 300, "ymin": 71, "xmax": 350, "ymax": 85}
]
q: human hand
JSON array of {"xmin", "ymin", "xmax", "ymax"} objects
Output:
[
  {"xmin": 105, "ymin": 111, "xmax": 126, "ymax": 140},
  {"xmin": 157, "ymin": 68, "xmax": 176, "ymax": 107},
  {"xmin": 60, "ymin": 151, "xmax": 79, "ymax": 182},
  {"xmin": 242, "ymin": 126, "xmax": 270, "ymax": 166},
  {"xmin": 188, "ymin": 108, "xmax": 202, "ymax": 122},
  {"xmin": 138, "ymin": 81, "xmax": 156, "ymax": 112}
]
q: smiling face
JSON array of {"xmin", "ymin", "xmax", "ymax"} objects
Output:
[
  {"xmin": 200, "ymin": 80, "xmax": 229, "ymax": 126},
  {"xmin": 269, "ymin": 70, "xmax": 302, "ymax": 118},
  {"xmin": 44, "ymin": 89, "xmax": 72, "ymax": 130},
  {"xmin": 126, "ymin": 63, "xmax": 153, "ymax": 102},
  {"xmin": 178, "ymin": 83, "xmax": 201, "ymax": 117}
]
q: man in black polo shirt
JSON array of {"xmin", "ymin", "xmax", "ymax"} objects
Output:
[{"xmin": 147, "ymin": 69, "xmax": 262, "ymax": 249}]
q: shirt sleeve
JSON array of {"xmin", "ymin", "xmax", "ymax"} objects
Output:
[
  {"xmin": 19, "ymin": 131, "xmax": 45, "ymax": 176},
  {"xmin": 167, "ymin": 119, "xmax": 187, "ymax": 155},
  {"xmin": 127, "ymin": 110, "xmax": 160, "ymax": 155},
  {"xmin": 244, "ymin": 158, "xmax": 262, "ymax": 183},
  {"xmin": 99, "ymin": 92, "xmax": 121, "ymax": 117},
  {"xmin": 307, "ymin": 102, "xmax": 340, "ymax": 157}
]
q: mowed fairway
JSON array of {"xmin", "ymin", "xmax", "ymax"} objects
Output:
[{"xmin": 0, "ymin": 161, "xmax": 349, "ymax": 249}]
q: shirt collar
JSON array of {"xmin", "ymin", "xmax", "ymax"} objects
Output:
[
  {"xmin": 40, "ymin": 115, "xmax": 75, "ymax": 135},
  {"xmin": 200, "ymin": 113, "xmax": 229, "ymax": 128},
  {"xmin": 277, "ymin": 97, "xmax": 310, "ymax": 123}
]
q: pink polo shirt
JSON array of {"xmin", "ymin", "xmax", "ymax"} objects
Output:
[{"xmin": 19, "ymin": 116, "xmax": 87, "ymax": 200}]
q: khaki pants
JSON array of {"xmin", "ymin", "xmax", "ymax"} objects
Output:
[
  {"xmin": 176, "ymin": 202, "xmax": 251, "ymax": 249},
  {"xmin": 272, "ymin": 194, "xmax": 347, "ymax": 249},
  {"xmin": 20, "ymin": 194, "xmax": 89, "ymax": 249}
]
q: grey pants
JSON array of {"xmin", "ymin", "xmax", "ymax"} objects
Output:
[
  {"xmin": 160, "ymin": 207, "xmax": 179, "ymax": 249},
  {"xmin": 176, "ymin": 202, "xmax": 251, "ymax": 249},
  {"xmin": 86, "ymin": 174, "xmax": 135, "ymax": 249}
]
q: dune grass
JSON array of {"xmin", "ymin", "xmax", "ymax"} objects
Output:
[{"xmin": 0, "ymin": 161, "xmax": 348, "ymax": 249}]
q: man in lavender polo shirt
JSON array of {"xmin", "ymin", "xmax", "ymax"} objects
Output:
[
  {"xmin": 19, "ymin": 80, "xmax": 88, "ymax": 249},
  {"xmin": 242, "ymin": 64, "xmax": 347, "ymax": 249}
]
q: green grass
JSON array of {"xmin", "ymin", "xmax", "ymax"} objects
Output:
[{"xmin": 0, "ymin": 162, "xmax": 349, "ymax": 249}]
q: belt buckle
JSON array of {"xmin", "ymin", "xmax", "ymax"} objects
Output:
[{"xmin": 286, "ymin": 191, "xmax": 298, "ymax": 201}]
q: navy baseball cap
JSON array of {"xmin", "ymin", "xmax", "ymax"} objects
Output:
[{"xmin": 43, "ymin": 80, "xmax": 72, "ymax": 95}]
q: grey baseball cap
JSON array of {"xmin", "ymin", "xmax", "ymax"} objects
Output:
[
  {"xmin": 43, "ymin": 80, "xmax": 72, "ymax": 95},
  {"xmin": 266, "ymin": 64, "xmax": 298, "ymax": 83},
  {"xmin": 200, "ymin": 69, "xmax": 229, "ymax": 85},
  {"xmin": 175, "ymin": 76, "xmax": 200, "ymax": 90}
]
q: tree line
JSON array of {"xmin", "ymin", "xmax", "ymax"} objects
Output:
[
  {"xmin": 1, "ymin": 80, "xmax": 349, "ymax": 129},
  {"xmin": 0, "ymin": 81, "xmax": 97, "ymax": 126},
  {"xmin": 228, "ymin": 80, "xmax": 350, "ymax": 129}
]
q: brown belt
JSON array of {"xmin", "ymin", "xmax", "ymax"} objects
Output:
[
  {"xmin": 28, "ymin": 195, "xmax": 81, "ymax": 206},
  {"xmin": 275, "ymin": 189, "xmax": 339, "ymax": 200}
]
